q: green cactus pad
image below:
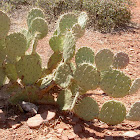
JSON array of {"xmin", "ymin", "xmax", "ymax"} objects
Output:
[
  {"xmin": 47, "ymin": 52, "xmax": 62, "ymax": 73},
  {"xmin": 126, "ymin": 101, "xmax": 140, "ymax": 121},
  {"xmin": 99, "ymin": 100, "xmax": 126, "ymax": 125},
  {"xmin": 129, "ymin": 78, "xmax": 140, "ymax": 94},
  {"xmin": 5, "ymin": 32, "xmax": 27, "ymax": 61},
  {"xmin": 72, "ymin": 23, "xmax": 85, "ymax": 39},
  {"xmin": 95, "ymin": 49, "xmax": 114, "ymax": 71},
  {"xmin": 16, "ymin": 53, "xmax": 42, "ymax": 85},
  {"xmin": 113, "ymin": 52, "xmax": 129, "ymax": 69},
  {"xmin": 59, "ymin": 13, "xmax": 77, "ymax": 33},
  {"xmin": 63, "ymin": 31, "xmax": 76, "ymax": 63},
  {"xmin": 0, "ymin": 67, "xmax": 7, "ymax": 87},
  {"xmin": 57, "ymin": 89, "xmax": 72, "ymax": 110},
  {"xmin": 74, "ymin": 97, "xmax": 99, "ymax": 121},
  {"xmin": 74, "ymin": 63, "xmax": 100, "ymax": 91},
  {"xmin": 49, "ymin": 35, "xmax": 64, "ymax": 52},
  {"xmin": 54, "ymin": 63, "xmax": 73, "ymax": 88},
  {"xmin": 0, "ymin": 39, "xmax": 6, "ymax": 50},
  {"xmin": 27, "ymin": 8, "xmax": 45, "ymax": 27},
  {"xmin": 0, "ymin": 11, "xmax": 10, "ymax": 39},
  {"xmin": 100, "ymin": 70, "xmax": 131, "ymax": 98},
  {"xmin": 29, "ymin": 17, "xmax": 48, "ymax": 39},
  {"xmin": 78, "ymin": 12, "xmax": 88, "ymax": 29},
  {"xmin": 5, "ymin": 63, "xmax": 18, "ymax": 81},
  {"xmin": 75, "ymin": 47, "xmax": 95, "ymax": 66}
]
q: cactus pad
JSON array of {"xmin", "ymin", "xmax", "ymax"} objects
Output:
[
  {"xmin": 63, "ymin": 31, "xmax": 76, "ymax": 62},
  {"xmin": 27, "ymin": 8, "xmax": 45, "ymax": 27},
  {"xmin": 129, "ymin": 78, "xmax": 140, "ymax": 94},
  {"xmin": 5, "ymin": 32, "xmax": 27, "ymax": 61},
  {"xmin": 95, "ymin": 49, "xmax": 114, "ymax": 71},
  {"xmin": 29, "ymin": 17, "xmax": 48, "ymax": 39},
  {"xmin": 72, "ymin": 23, "xmax": 85, "ymax": 39},
  {"xmin": 100, "ymin": 70, "xmax": 131, "ymax": 97},
  {"xmin": 54, "ymin": 63, "xmax": 73, "ymax": 88},
  {"xmin": 75, "ymin": 47, "xmax": 94, "ymax": 66},
  {"xmin": 47, "ymin": 52, "xmax": 62, "ymax": 73},
  {"xmin": 0, "ymin": 11, "xmax": 10, "ymax": 39},
  {"xmin": 59, "ymin": 13, "xmax": 77, "ymax": 33},
  {"xmin": 57, "ymin": 89, "xmax": 72, "ymax": 110},
  {"xmin": 49, "ymin": 35, "xmax": 64, "ymax": 52},
  {"xmin": 99, "ymin": 100, "xmax": 126, "ymax": 125},
  {"xmin": 113, "ymin": 52, "xmax": 129, "ymax": 69},
  {"xmin": 126, "ymin": 101, "xmax": 140, "ymax": 121},
  {"xmin": 16, "ymin": 53, "xmax": 42, "ymax": 85},
  {"xmin": 74, "ymin": 63, "xmax": 100, "ymax": 91},
  {"xmin": 74, "ymin": 97, "xmax": 99, "ymax": 121},
  {"xmin": 0, "ymin": 67, "xmax": 7, "ymax": 87},
  {"xmin": 78, "ymin": 12, "xmax": 88, "ymax": 29},
  {"xmin": 5, "ymin": 63, "xmax": 18, "ymax": 81}
]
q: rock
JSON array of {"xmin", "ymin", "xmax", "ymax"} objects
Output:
[
  {"xmin": 73, "ymin": 124, "xmax": 83, "ymax": 133},
  {"xmin": 61, "ymin": 135, "xmax": 68, "ymax": 140},
  {"xmin": 21, "ymin": 101, "xmax": 38, "ymax": 115},
  {"xmin": 0, "ymin": 109, "xmax": 6, "ymax": 122},
  {"xmin": 123, "ymin": 131, "xmax": 139, "ymax": 138},
  {"xmin": 41, "ymin": 110, "xmax": 56, "ymax": 122},
  {"xmin": 27, "ymin": 114, "xmax": 43, "ymax": 128}
]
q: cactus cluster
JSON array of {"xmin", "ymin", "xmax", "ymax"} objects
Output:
[{"xmin": 0, "ymin": 8, "xmax": 139, "ymax": 125}]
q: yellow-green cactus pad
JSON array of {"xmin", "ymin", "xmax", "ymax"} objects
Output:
[
  {"xmin": 126, "ymin": 101, "xmax": 140, "ymax": 121},
  {"xmin": 57, "ymin": 89, "xmax": 72, "ymax": 110},
  {"xmin": 49, "ymin": 35, "xmax": 64, "ymax": 52},
  {"xmin": 47, "ymin": 52, "xmax": 62, "ymax": 73},
  {"xmin": 129, "ymin": 78, "xmax": 140, "ymax": 95},
  {"xmin": 100, "ymin": 70, "xmax": 131, "ymax": 98},
  {"xmin": 95, "ymin": 49, "xmax": 114, "ymax": 71},
  {"xmin": 5, "ymin": 63, "xmax": 18, "ymax": 81},
  {"xmin": 99, "ymin": 100, "xmax": 126, "ymax": 125},
  {"xmin": 74, "ymin": 63, "xmax": 100, "ymax": 91},
  {"xmin": 54, "ymin": 63, "xmax": 73, "ymax": 88},
  {"xmin": 74, "ymin": 97, "xmax": 99, "ymax": 121},
  {"xmin": 5, "ymin": 32, "xmax": 27, "ymax": 61},
  {"xmin": 0, "ymin": 11, "xmax": 10, "ymax": 39},
  {"xmin": 63, "ymin": 31, "xmax": 76, "ymax": 63},
  {"xmin": 75, "ymin": 47, "xmax": 94, "ymax": 66},
  {"xmin": 59, "ymin": 13, "xmax": 77, "ymax": 33},
  {"xmin": 29, "ymin": 17, "xmax": 48, "ymax": 39},
  {"xmin": 78, "ymin": 12, "xmax": 88, "ymax": 29},
  {"xmin": 27, "ymin": 8, "xmax": 45, "ymax": 27},
  {"xmin": 0, "ymin": 67, "xmax": 7, "ymax": 87},
  {"xmin": 16, "ymin": 53, "xmax": 42, "ymax": 85}
]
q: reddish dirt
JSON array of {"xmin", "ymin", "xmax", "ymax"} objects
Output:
[{"xmin": 0, "ymin": 1, "xmax": 140, "ymax": 140}]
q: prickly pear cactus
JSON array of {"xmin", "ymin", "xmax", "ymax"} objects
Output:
[
  {"xmin": 0, "ymin": 39, "xmax": 6, "ymax": 66},
  {"xmin": 99, "ymin": 100, "xmax": 126, "ymax": 125},
  {"xmin": 16, "ymin": 53, "xmax": 42, "ymax": 85},
  {"xmin": 78, "ymin": 12, "xmax": 88, "ymax": 29},
  {"xmin": 58, "ymin": 13, "xmax": 77, "ymax": 33},
  {"xmin": 63, "ymin": 31, "xmax": 76, "ymax": 63},
  {"xmin": 0, "ymin": 11, "xmax": 10, "ymax": 39},
  {"xmin": 5, "ymin": 32, "xmax": 27, "ymax": 62},
  {"xmin": 29, "ymin": 17, "xmax": 48, "ymax": 39},
  {"xmin": 74, "ymin": 97, "xmax": 99, "ymax": 121},
  {"xmin": 75, "ymin": 47, "xmax": 94, "ymax": 66},
  {"xmin": 129, "ymin": 78, "xmax": 140, "ymax": 95},
  {"xmin": 0, "ymin": 67, "xmax": 7, "ymax": 87},
  {"xmin": 126, "ymin": 101, "xmax": 140, "ymax": 121},
  {"xmin": 47, "ymin": 52, "xmax": 62, "ymax": 73},
  {"xmin": 113, "ymin": 52, "xmax": 129, "ymax": 69},
  {"xmin": 57, "ymin": 89, "xmax": 72, "ymax": 110},
  {"xmin": 95, "ymin": 49, "xmax": 114, "ymax": 71},
  {"xmin": 100, "ymin": 69, "xmax": 131, "ymax": 97},
  {"xmin": 54, "ymin": 63, "xmax": 73, "ymax": 88},
  {"xmin": 27, "ymin": 8, "xmax": 45, "ymax": 27},
  {"xmin": 74, "ymin": 63, "xmax": 100, "ymax": 91}
]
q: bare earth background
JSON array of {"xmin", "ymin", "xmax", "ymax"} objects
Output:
[{"xmin": 0, "ymin": 0, "xmax": 140, "ymax": 139}]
